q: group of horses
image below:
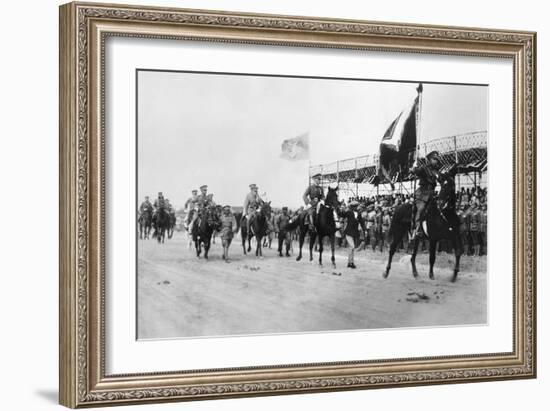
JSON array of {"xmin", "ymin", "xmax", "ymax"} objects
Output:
[
  {"xmin": 187, "ymin": 203, "xmax": 274, "ymax": 260},
  {"xmin": 138, "ymin": 208, "xmax": 176, "ymax": 243},
  {"xmin": 144, "ymin": 166, "xmax": 465, "ymax": 282}
]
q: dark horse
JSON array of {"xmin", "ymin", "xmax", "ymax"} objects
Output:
[
  {"xmin": 192, "ymin": 206, "xmax": 220, "ymax": 259},
  {"xmin": 288, "ymin": 186, "xmax": 339, "ymax": 267},
  {"xmin": 153, "ymin": 208, "xmax": 171, "ymax": 244},
  {"xmin": 138, "ymin": 209, "xmax": 152, "ymax": 240},
  {"xmin": 383, "ymin": 165, "xmax": 462, "ymax": 282},
  {"xmin": 239, "ymin": 202, "xmax": 272, "ymax": 257}
]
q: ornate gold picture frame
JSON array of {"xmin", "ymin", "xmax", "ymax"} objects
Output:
[{"xmin": 59, "ymin": 2, "xmax": 536, "ymax": 408}]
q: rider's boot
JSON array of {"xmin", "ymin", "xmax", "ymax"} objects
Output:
[{"xmin": 308, "ymin": 214, "xmax": 316, "ymax": 232}]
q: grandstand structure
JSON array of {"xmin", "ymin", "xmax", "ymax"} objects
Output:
[{"xmin": 309, "ymin": 131, "xmax": 487, "ymax": 199}]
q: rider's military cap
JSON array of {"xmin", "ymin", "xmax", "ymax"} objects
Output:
[
  {"xmin": 349, "ymin": 200, "xmax": 359, "ymax": 207},
  {"xmin": 158, "ymin": 192, "xmax": 163, "ymax": 196},
  {"xmin": 282, "ymin": 206, "xmax": 288, "ymax": 211},
  {"xmin": 200, "ymin": 185, "xmax": 207, "ymax": 190},
  {"xmin": 249, "ymin": 183, "xmax": 257, "ymax": 189},
  {"xmin": 192, "ymin": 189, "xmax": 198, "ymax": 193},
  {"xmin": 426, "ymin": 150, "xmax": 441, "ymax": 160}
]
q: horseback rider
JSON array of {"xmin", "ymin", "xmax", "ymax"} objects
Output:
[
  {"xmin": 412, "ymin": 150, "xmax": 441, "ymax": 238},
  {"xmin": 243, "ymin": 183, "xmax": 264, "ymax": 235},
  {"xmin": 139, "ymin": 196, "xmax": 153, "ymax": 215},
  {"xmin": 184, "ymin": 189, "xmax": 198, "ymax": 228},
  {"xmin": 153, "ymin": 192, "xmax": 166, "ymax": 219},
  {"xmin": 302, "ymin": 175, "xmax": 325, "ymax": 231},
  {"xmin": 189, "ymin": 185, "xmax": 215, "ymax": 232},
  {"xmin": 165, "ymin": 198, "xmax": 176, "ymax": 219}
]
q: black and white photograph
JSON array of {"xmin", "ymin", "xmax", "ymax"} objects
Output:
[{"xmin": 136, "ymin": 70, "xmax": 488, "ymax": 340}]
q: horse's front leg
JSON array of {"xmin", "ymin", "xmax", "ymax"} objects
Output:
[
  {"xmin": 296, "ymin": 229, "xmax": 306, "ymax": 261},
  {"xmin": 330, "ymin": 235, "xmax": 336, "ymax": 268},
  {"xmin": 383, "ymin": 230, "xmax": 400, "ymax": 278},
  {"xmin": 318, "ymin": 235, "xmax": 324, "ymax": 266},
  {"xmin": 451, "ymin": 234, "xmax": 462, "ymax": 282},
  {"xmin": 195, "ymin": 240, "xmax": 201, "ymax": 257},
  {"xmin": 204, "ymin": 238, "xmax": 210, "ymax": 259},
  {"xmin": 428, "ymin": 240, "xmax": 437, "ymax": 280},
  {"xmin": 309, "ymin": 232, "xmax": 316, "ymax": 262},
  {"xmin": 242, "ymin": 233, "xmax": 247, "ymax": 255},
  {"xmin": 410, "ymin": 236, "xmax": 420, "ymax": 278}
]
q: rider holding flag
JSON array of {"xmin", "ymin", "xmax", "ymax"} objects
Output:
[{"xmin": 412, "ymin": 150, "xmax": 441, "ymax": 238}]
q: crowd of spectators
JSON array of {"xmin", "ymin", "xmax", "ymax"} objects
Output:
[{"xmin": 339, "ymin": 185, "xmax": 488, "ymax": 256}]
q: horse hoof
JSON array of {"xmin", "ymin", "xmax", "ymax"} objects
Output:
[
  {"xmin": 296, "ymin": 256, "xmax": 302, "ymax": 261},
  {"xmin": 383, "ymin": 271, "xmax": 389, "ymax": 279},
  {"xmin": 413, "ymin": 272, "xmax": 419, "ymax": 279},
  {"xmin": 429, "ymin": 274, "xmax": 435, "ymax": 280}
]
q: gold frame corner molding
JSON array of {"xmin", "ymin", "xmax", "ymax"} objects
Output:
[{"xmin": 59, "ymin": 1, "xmax": 536, "ymax": 408}]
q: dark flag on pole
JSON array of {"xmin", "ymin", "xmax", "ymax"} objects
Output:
[{"xmin": 376, "ymin": 84, "xmax": 423, "ymax": 188}]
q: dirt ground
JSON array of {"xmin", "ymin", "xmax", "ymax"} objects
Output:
[{"xmin": 137, "ymin": 232, "xmax": 487, "ymax": 339}]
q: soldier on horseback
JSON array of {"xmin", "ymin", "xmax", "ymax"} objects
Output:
[
  {"xmin": 302, "ymin": 175, "xmax": 325, "ymax": 231},
  {"xmin": 139, "ymin": 196, "xmax": 153, "ymax": 215},
  {"xmin": 153, "ymin": 192, "xmax": 166, "ymax": 220},
  {"xmin": 189, "ymin": 185, "xmax": 215, "ymax": 233},
  {"xmin": 184, "ymin": 189, "xmax": 198, "ymax": 228},
  {"xmin": 243, "ymin": 183, "xmax": 264, "ymax": 235},
  {"xmin": 412, "ymin": 150, "xmax": 441, "ymax": 238}
]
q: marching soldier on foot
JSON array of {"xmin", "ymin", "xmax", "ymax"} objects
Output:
[
  {"xmin": 220, "ymin": 205, "xmax": 238, "ymax": 262},
  {"xmin": 275, "ymin": 206, "xmax": 292, "ymax": 257}
]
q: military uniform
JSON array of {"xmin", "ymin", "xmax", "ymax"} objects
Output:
[
  {"xmin": 302, "ymin": 183, "xmax": 325, "ymax": 229},
  {"xmin": 219, "ymin": 212, "xmax": 237, "ymax": 245},
  {"xmin": 412, "ymin": 152, "xmax": 441, "ymax": 236},
  {"xmin": 243, "ymin": 185, "xmax": 264, "ymax": 234},
  {"xmin": 153, "ymin": 196, "xmax": 166, "ymax": 211},
  {"xmin": 469, "ymin": 206, "xmax": 481, "ymax": 255},
  {"xmin": 189, "ymin": 186, "xmax": 214, "ymax": 232},
  {"xmin": 275, "ymin": 209, "xmax": 292, "ymax": 256},
  {"xmin": 139, "ymin": 199, "xmax": 153, "ymax": 214},
  {"xmin": 480, "ymin": 207, "xmax": 487, "ymax": 256},
  {"xmin": 184, "ymin": 193, "xmax": 199, "ymax": 227}
]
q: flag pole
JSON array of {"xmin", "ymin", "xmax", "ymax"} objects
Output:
[
  {"xmin": 412, "ymin": 83, "xmax": 423, "ymax": 233},
  {"xmin": 415, "ymin": 83, "xmax": 424, "ymax": 163}
]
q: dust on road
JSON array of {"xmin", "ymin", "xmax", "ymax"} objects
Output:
[{"xmin": 137, "ymin": 232, "xmax": 486, "ymax": 339}]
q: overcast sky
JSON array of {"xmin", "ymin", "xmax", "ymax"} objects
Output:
[{"xmin": 137, "ymin": 70, "xmax": 487, "ymax": 209}]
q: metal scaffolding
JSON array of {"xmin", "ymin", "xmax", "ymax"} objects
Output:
[{"xmin": 309, "ymin": 131, "xmax": 487, "ymax": 199}]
